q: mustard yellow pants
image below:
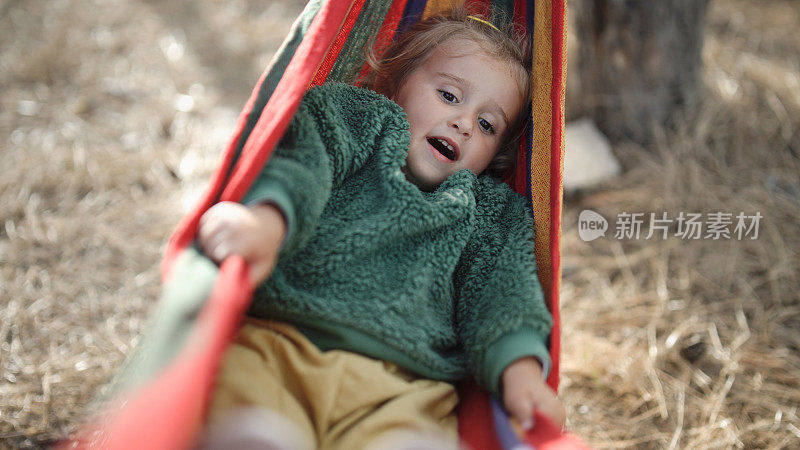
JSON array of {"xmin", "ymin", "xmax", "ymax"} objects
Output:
[{"xmin": 206, "ymin": 319, "xmax": 459, "ymax": 450}]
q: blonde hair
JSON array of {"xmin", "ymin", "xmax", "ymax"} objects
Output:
[{"xmin": 362, "ymin": 5, "xmax": 532, "ymax": 178}]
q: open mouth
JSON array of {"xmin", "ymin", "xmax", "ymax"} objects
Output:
[{"xmin": 427, "ymin": 137, "xmax": 457, "ymax": 161}]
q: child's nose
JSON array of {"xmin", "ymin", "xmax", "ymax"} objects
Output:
[{"xmin": 448, "ymin": 113, "xmax": 473, "ymax": 138}]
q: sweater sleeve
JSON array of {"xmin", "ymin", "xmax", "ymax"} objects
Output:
[
  {"xmin": 453, "ymin": 180, "xmax": 553, "ymax": 398},
  {"xmin": 240, "ymin": 83, "xmax": 408, "ymax": 258}
]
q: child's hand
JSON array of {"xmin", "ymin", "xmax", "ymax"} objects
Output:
[
  {"xmin": 501, "ymin": 356, "xmax": 566, "ymax": 431},
  {"xmin": 198, "ymin": 201, "xmax": 286, "ymax": 285}
]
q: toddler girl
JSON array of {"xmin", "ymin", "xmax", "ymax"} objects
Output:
[{"xmin": 198, "ymin": 7, "xmax": 565, "ymax": 449}]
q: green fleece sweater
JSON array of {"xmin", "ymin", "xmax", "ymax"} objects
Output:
[{"xmin": 242, "ymin": 83, "xmax": 552, "ymax": 396}]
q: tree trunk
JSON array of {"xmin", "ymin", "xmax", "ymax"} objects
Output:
[{"xmin": 568, "ymin": 0, "xmax": 710, "ymax": 144}]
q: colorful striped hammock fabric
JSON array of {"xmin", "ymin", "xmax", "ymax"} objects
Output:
[{"xmin": 63, "ymin": 0, "xmax": 588, "ymax": 448}]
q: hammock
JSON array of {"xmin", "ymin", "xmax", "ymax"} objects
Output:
[{"xmin": 64, "ymin": 0, "xmax": 587, "ymax": 448}]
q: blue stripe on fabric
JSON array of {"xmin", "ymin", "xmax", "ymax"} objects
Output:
[
  {"xmin": 491, "ymin": 396, "xmax": 531, "ymax": 449},
  {"xmin": 526, "ymin": 120, "xmax": 534, "ymax": 221},
  {"xmin": 527, "ymin": 0, "xmax": 535, "ymax": 35},
  {"xmin": 397, "ymin": 0, "xmax": 427, "ymax": 35}
]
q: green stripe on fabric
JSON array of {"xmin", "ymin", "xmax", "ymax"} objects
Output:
[
  {"xmin": 327, "ymin": 0, "xmax": 395, "ymax": 84},
  {"xmin": 489, "ymin": 0, "xmax": 515, "ymax": 29},
  {"xmin": 224, "ymin": 0, "xmax": 323, "ymax": 193},
  {"xmin": 103, "ymin": 246, "xmax": 218, "ymax": 398},
  {"xmin": 258, "ymin": 0, "xmax": 323, "ymax": 107}
]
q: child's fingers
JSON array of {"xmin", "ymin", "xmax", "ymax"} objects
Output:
[
  {"xmin": 198, "ymin": 204, "xmax": 248, "ymax": 261},
  {"xmin": 198, "ymin": 224, "xmax": 233, "ymax": 263},
  {"xmin": 248, "ymin": 258, "xmax": 276, "ymax": 287},
  {"xmin": 202, "ymin": 234, "xmax": 230, "ymax": 263},
  {"xmin": 506, "ymin": 395, "xmax": 535, "ymax": 431},
  {"xmin": 208, "ymin": 241, "xmax": 232, "ymax": 263},
  {"xmin": 509, "ymin": 390, "xmax": 567, "ymax": 432},
  {"xmin": 199, "ymin": 202, "xmax": 244, "ymax": 234},
  {"xmin": 534, "ymin": 392, "xmax": 567, "ymax": 430},
  {"xmin": 199, "ymin": 202, "xmax": 230, "ymax": 228},
  {"xmin": 198, "ymin": 208, "xmax": 227, "ymax": 246},
  {"xmin": 545, "ymin": 396, "xmax": 567, "ymax": 429}
]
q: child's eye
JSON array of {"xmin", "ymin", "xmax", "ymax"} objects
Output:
[
  {"xmin": 438, "ymin": 90, "xmax": 458, "ymax": 103},
  {"xmin": 478, "ymin": 118, "xmax": 495, "ymax": 134}
]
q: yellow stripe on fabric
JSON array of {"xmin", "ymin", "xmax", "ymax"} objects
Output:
[
  {"xmin": 553, "ymin": 1, "xmax": 567, "ymax": 301},
  {"xmin": 422, "ymin": 0, "xmax": 464, "ymax": 19},
  {"xmin": 531, "ymin": 0, "xmax": 554, "ymax": 305}
]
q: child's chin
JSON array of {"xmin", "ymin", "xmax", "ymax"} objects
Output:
[
  {"xmin": 415, "ymin": 176, "xmax": 444, "ymax": 192},
  {"xmin": 402, "ymin": 167, "xmax": 443, "ymax": 191}
]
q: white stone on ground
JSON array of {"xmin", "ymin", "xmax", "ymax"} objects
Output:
[{"xmin": 563, "ymin": 118, "xmax": 620, "ymax": 191}]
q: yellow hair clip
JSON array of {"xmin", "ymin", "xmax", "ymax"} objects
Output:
[{"xmin": 467, "ymin": 15, "xmax": 500, "ymax": 32}]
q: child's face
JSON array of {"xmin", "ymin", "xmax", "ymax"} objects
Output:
[{"xmin": 393, "ymin": 38, "xmax": 522, "ymax": 191}]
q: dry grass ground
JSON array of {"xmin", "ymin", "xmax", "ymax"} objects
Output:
[
  {"xmin": 1, "ymin": 0, "xmax": 798, "ymax": 448},
  {"xmin": 1, "ymin": 0, "xmax": 303, "ymax": 447},
  {"xmin": 560, "ymin": 1, "xmax": 800, "ymax": 447}
]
